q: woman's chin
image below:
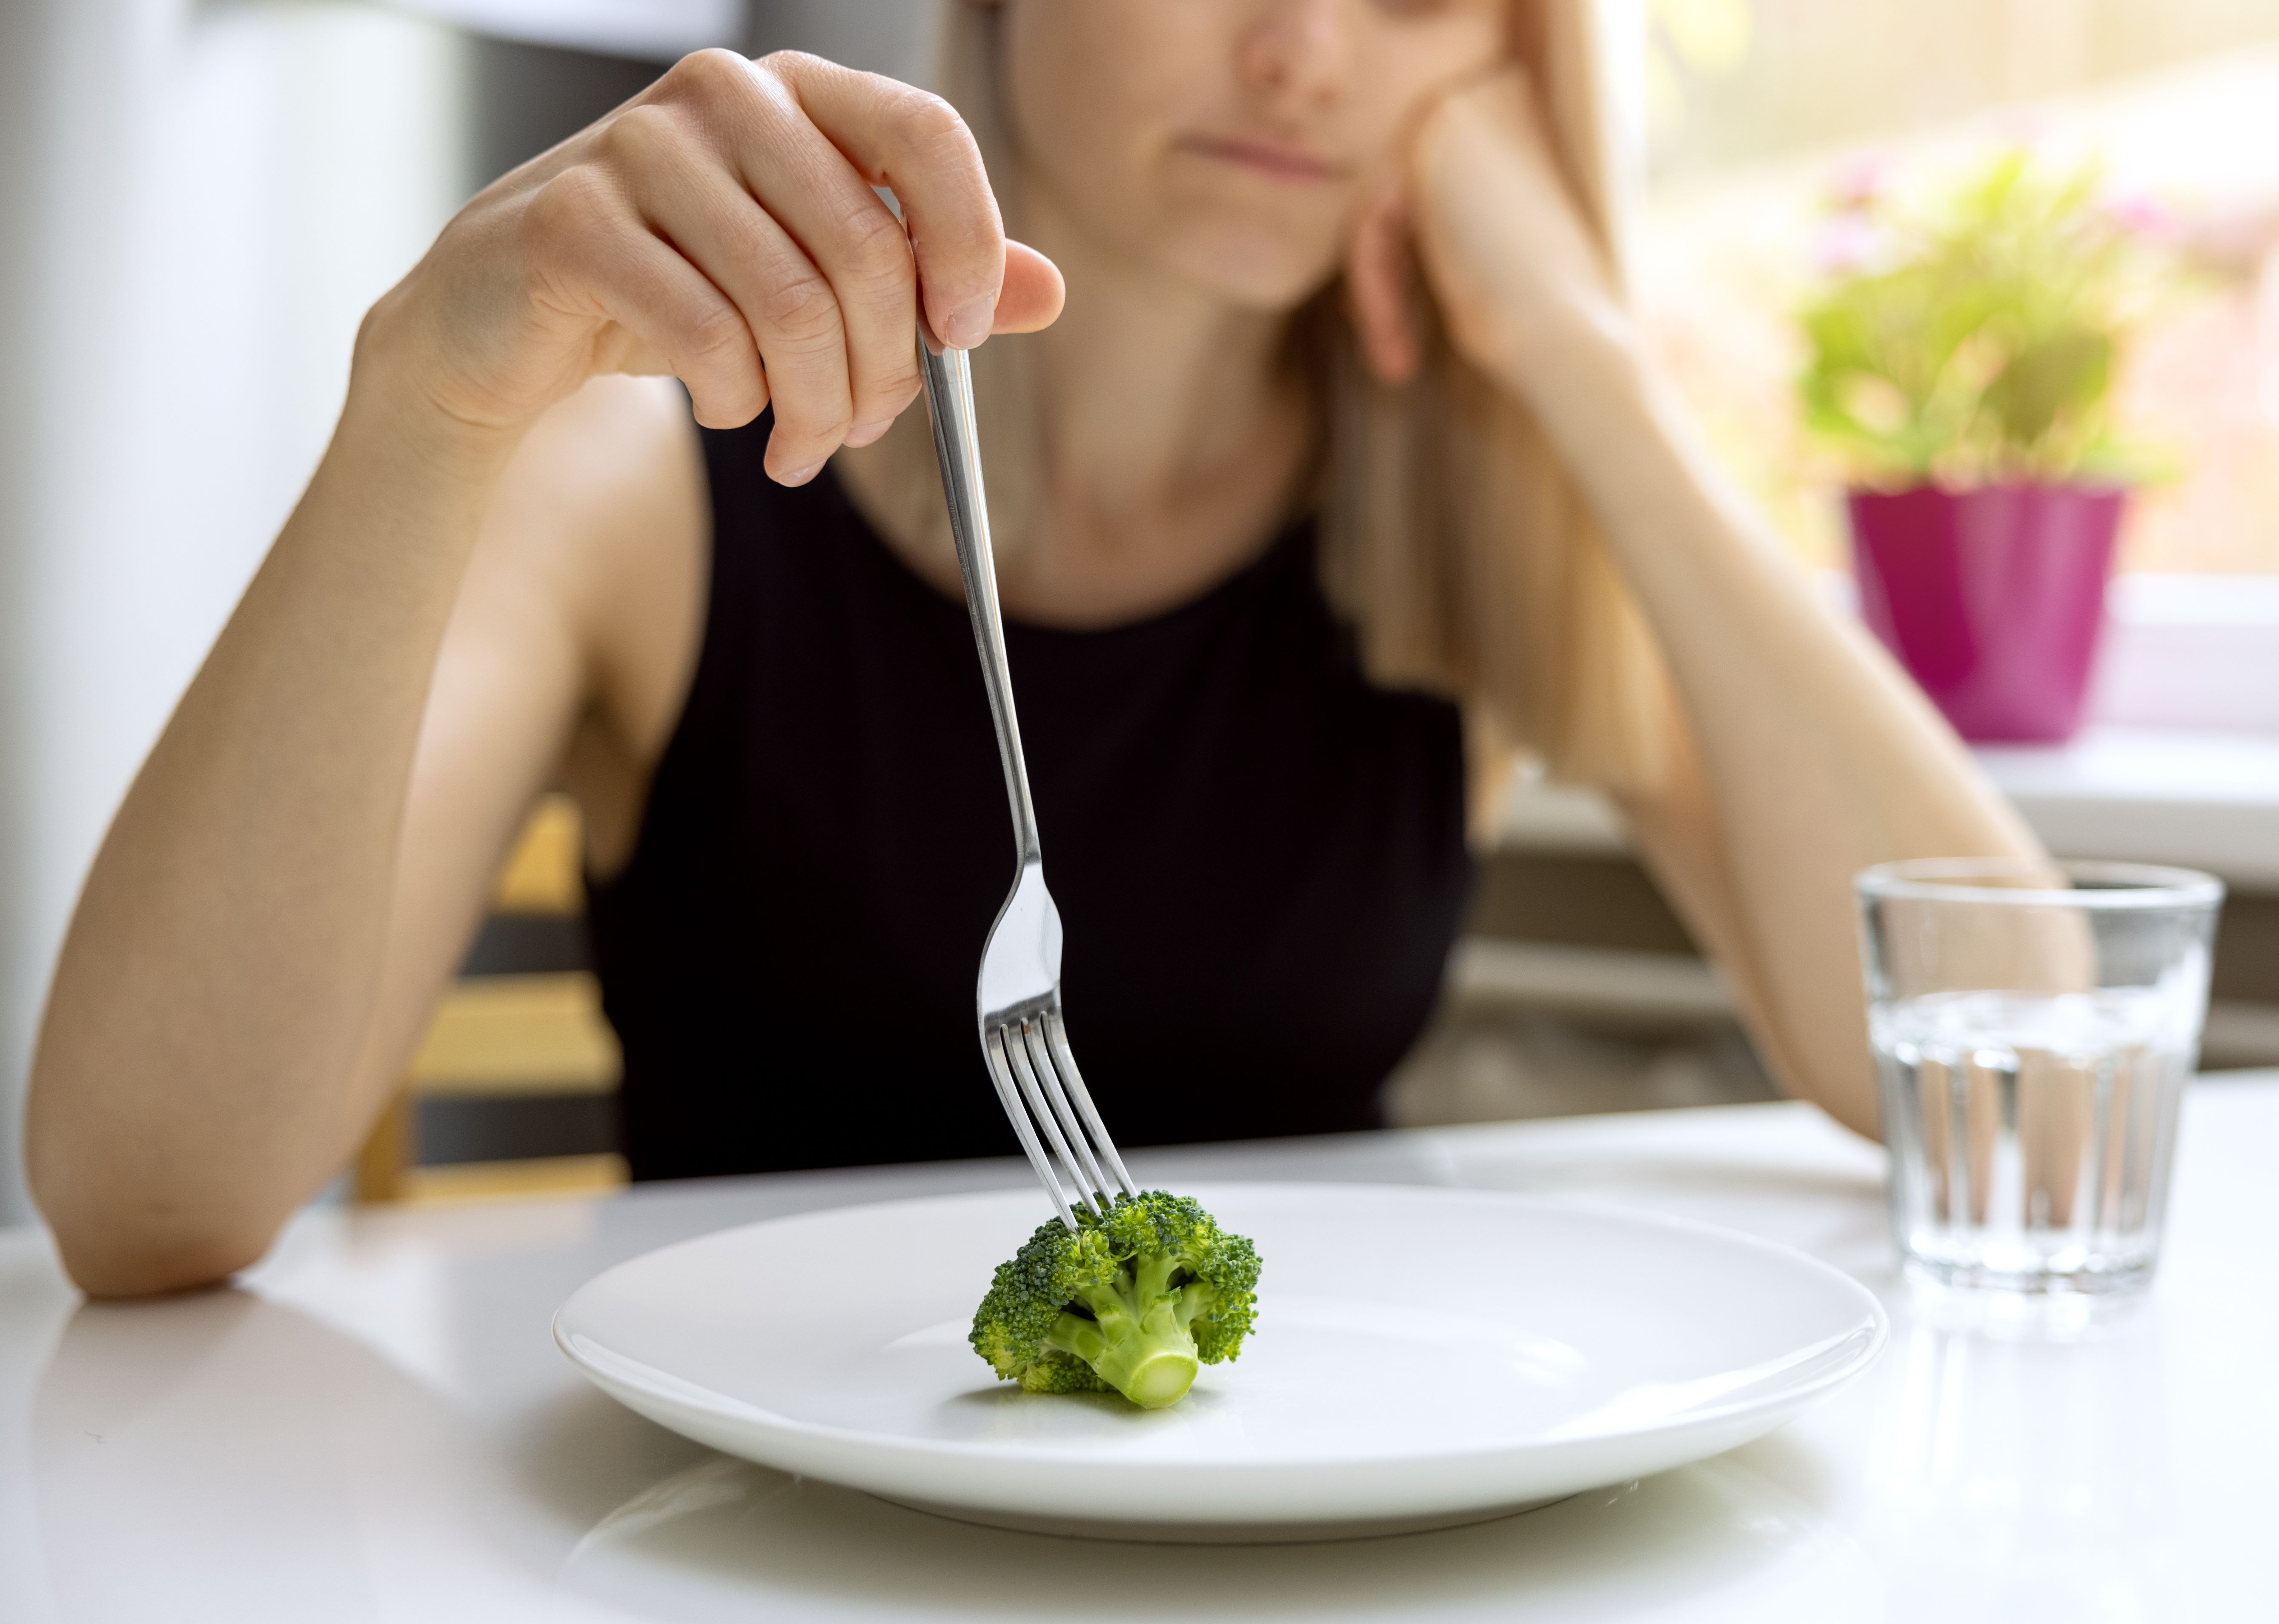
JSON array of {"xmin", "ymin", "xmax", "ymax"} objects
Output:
[{"xmin": 1151, "ymin": 232, "xmax": 1340, "ymax": 315}]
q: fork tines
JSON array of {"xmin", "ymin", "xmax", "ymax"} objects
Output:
[{"xmin": 982, "ymin": 1001, "xmax": 1138, "ymax": 1229}]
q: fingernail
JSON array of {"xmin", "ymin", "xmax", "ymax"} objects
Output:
[
  {"xmin": 777, "ymin": 460, "xmax": 823, "ymax": 487},
  {"xmin": 844, "ymin": 418, "xmax": 893, "ymax": 449},
  {"xmin": 944, "ymin": 296, "xmax": 996, "ymax": 350}
]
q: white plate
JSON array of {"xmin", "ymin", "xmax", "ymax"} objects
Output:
[{"xmin": 555, "ymin": 1184, "xmax": 1886, "ymax": 1542}]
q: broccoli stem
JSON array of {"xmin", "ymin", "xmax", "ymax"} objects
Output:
[
  {"xmin": 1045, "ymin": 1309, "xmax": 1198, "ymax": 1409},
  {"xmin": 1047, "ymin": 1269, "xmax": 1202, "ymax": 1409},
  {"xmin": 1174, "ymin": 1280, "xmax": 1215, "ymax": 1330},
  {"xmin": 1133, "ymin": 1250, "xmax": 1180, "ymax": 1305}
]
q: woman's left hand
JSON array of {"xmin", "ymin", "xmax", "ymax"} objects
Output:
[{"xmin": 1346, "ymin": 69, "xmax": 1635, "ymax": 400}]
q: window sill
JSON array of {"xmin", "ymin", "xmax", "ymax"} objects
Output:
[
  {"xmin": 1973, "ymin": 727, "xmax": 2279, "ymax": 888},
  {"xmin": 1501, "ymin": 727, "xmax": 2279, "ymax": 891},
  {"xmin": 1502, "ymin": 573, "xmax": 2279, "ymax": 889}
]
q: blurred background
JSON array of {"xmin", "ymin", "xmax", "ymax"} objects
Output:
[{"xmin": 1, "ymin": 0, "xmax": 2274, "ymax": 1224}]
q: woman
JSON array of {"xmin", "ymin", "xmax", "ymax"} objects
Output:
[{"xmin": 27, "ymin": 0, "xmax": 2035, "ymax": 1296}]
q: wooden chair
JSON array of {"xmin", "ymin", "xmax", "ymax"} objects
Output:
[{"xmin": 353, "ymin": 795, "xmax": 626, "ymax": 1203}]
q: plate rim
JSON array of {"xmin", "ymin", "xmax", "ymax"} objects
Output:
[{"xmin": 553, "ymin": 1181, "xmax": 1890, "ymax": 1470}]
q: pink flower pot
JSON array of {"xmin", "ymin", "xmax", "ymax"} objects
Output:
[{"xmin": 1846, "ymin": 483, "xmax": 2124, "ymax": 743}]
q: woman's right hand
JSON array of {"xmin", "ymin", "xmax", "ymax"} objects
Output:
[{"xmin": 364, "ymin": 49, "xmax": 1065, "ymax": 485}]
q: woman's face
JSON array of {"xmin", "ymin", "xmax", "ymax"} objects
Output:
[{"xmin": 999, "ymin": 0, "xmax": 1510, "ymax": 309}]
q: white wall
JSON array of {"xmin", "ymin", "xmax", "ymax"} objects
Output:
[
  {"xmin": 390, "ymin": 0, "xmax": 739, "ymax": 59},
  {"xmin": 0, "ymin": 1, "xmax": 470, "ymax": 1226}
]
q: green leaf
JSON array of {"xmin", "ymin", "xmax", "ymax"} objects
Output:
[
  {"xmin": 1982, "ymin": 328, "xmax": 2110, "ymax": 446},
  {"xmin": 1793, "ymin": 146, "xmax": 2159, "ymax": 485}
]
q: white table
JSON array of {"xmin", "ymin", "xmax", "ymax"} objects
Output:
[{"xmin": 6, "ymin": 1078, "xmax": 2276, "ymax": 1622}]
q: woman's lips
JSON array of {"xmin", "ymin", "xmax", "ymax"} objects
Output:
[{"xmin": 1177, "ymin": 134, "xmax": 1348, "ymax": 183}]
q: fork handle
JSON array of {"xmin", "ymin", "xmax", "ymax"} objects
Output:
[{"xmin": 919, "ymin": 318, "xmax": 1043, "ymax": 867}]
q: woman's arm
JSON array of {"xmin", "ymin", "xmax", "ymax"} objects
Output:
[
  {"xmin": 1394, "ymin": 76, "xmax": 2041, "ymax": 1136},
  {"xmin": 1538, "ymin": 347, "xmax": 2037, "ymax": 1138},
  {"xmin": 24, "ymin": 374, "xmax": 697, "ymax": 1297},
  {"xmin": 26, "ymin": 369, "xmax": 526, "ymax": 1294},
  {"xmin": 27, "ymin": 50, "xmax": 1055, "ymax": 1295}
]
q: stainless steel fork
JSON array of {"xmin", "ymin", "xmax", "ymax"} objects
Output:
[{"xmin": 917, "ymin": 317, "xmax": 1139, "ymax": 1229}]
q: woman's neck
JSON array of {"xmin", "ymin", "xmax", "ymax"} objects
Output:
[{"xmin": 989, "ymin": 185, "xmax": 1314, "ymax": 626}]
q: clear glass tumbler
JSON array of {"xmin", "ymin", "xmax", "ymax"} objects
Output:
[{"xmin": 1855, "ymin": 859, "xmax": 2222, "ymax": 1295}]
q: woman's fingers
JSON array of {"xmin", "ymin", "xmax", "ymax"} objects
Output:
[
  {"xmin": 621, "ymin": 49, "xmax": 1056, "ymax": 480},
  {"xmin": 676, "ymin": 185, "xmax": 857, "ymax": 477},
  {"xmin": 993, "ymin": 242, "xmax": 1066, "ymax": 335},
  {"xmin": 521, "ymin": 165, "xmax": 766, "ymax": 430},
  {"xmin": 622, "ymin": 125, "xmax": 888, "ymax": 476},
  {"xmin": 771, "ymin": 53, "xmax": 1008, "ymax": 351},
  {"xmin": 710, "ymin": 57, "xmax": 929, "ymax": 459},
  {"xmin": 454, "ymin": 48, "xmax": 1064, "ymax": 458},
  {"xmin": 1401, "ymin": 65, "xmax": 1620, "ymax": 395},
  {"xmin": 1345, "ymin": 177, "xmax": 1423, "ymax": 386}
]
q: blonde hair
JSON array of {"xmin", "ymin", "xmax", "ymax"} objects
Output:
[{"xmin": 862, "ymin": 0, "xmax": 1670, "ymax": 822}]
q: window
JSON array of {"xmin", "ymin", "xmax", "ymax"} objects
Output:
[{"xmin": 1623, "ymin": 0, "xmax": 2279, "ymax": 578}]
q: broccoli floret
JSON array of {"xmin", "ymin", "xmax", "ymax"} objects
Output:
[{"xmin": 969, "ymin": 1190, "xmax": 1261, "ymax": 1410}]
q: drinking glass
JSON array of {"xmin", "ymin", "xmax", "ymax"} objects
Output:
[{"xmin": 1855, "ymin": 858, "xmax": 2222, "ymax": 1295}]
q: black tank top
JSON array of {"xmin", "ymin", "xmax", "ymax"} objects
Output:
[{"xmin": 585, "ymin": 415, "xmax": 1473, "ymax": 1180}]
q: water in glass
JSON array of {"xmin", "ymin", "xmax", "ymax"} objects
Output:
[{"xmin": 1873, "ymin": 988, "xmax": 2195, "ymax": 1292}]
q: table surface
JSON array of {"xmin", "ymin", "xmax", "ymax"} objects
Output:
[{"xmin": 6, "ymin": 1078, "xmax": 2276, "ymax": 1623}]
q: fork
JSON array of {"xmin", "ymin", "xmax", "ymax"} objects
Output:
[{"xmin": 917, "ymin": 315, "xmax": 1140, "ymax": 1230}]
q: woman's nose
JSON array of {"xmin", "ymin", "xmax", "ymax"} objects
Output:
[{"xmin": 1236, "ymin": 0, "xmax": 1352, "ymax": 109}]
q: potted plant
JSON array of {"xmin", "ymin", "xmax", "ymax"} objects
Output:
[{"xmin": 1798, "ymin": 150, "xmax": 2162, "ymax": 742}]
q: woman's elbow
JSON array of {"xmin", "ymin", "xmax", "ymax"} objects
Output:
[
  {"xmin": 1750, "ymin": 1011, "xmax": 1883, "ymax": 1144},
  {"xmin": 27, "ymin": 1118, "xmax": 281, "ymax": 1298},
  {"xmin": 40, "ymin": 1198, "xmax": 277, "ymax": 1299}
]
